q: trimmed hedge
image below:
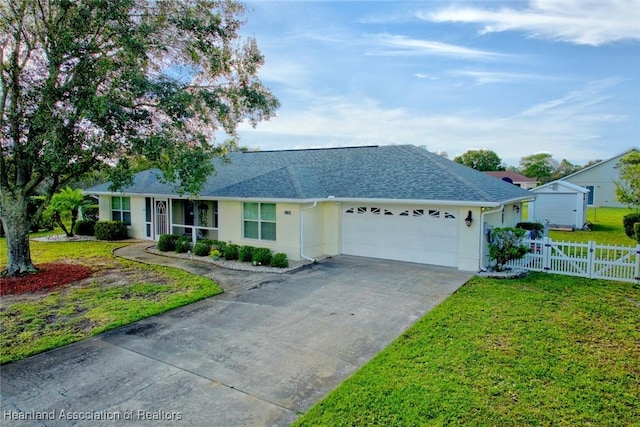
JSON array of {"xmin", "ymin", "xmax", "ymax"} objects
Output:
[
  {"xmin": 239, "ymin": 245, "xmax": 255, "ymax": 262},
  {"xmin": 623, "ymin": 213, "xmax": 640, "ymax": 239},
  {"xmin": 252, "ymin": 247, "xmax": 273, "ymax": 266},
  {"xmin": 270, "ymin": 253, "xmax": 289, "ymax": 268},
  {"xmin": 175, "ymin": 237, "xmax": 192, "ymax": 253},
  {"xmin": 94, "ymin": 221, "xmax": 128, "ymax": 241},
  {"xmin": 515, "ymin": 221, "xmax": 545, "ymax": 239},
  {"xmin": 74, "ymin": 219, "xmax": 95, "ymax": 236},
  {"xmin": 634, "ymin": 223, "xmax": 640, "ymax": 243},
  {"xmin": 194, "ymin": 241, "xmax": 212, "ymax": 257},
  {"xmin": 224, "ymin": 244, "xmax": 239, "ymax": 260},
  {"xmin": 157, "ymin": 234, "xmax": 179, "ymax": 252},
  {"xmin": 211, "ymin": 240, "xmax": 227, "ymax": 255}
]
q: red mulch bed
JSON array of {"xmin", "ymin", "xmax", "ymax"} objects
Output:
[{"xmin": 0, "ymin": 263, "xmax": 94, "ymax": 296}]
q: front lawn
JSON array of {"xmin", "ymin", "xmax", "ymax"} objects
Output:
[
  {"xmin": 295, "ymin": 273, "xmax": 639, "ymax": 426},
  {"xmin": 0, "ymin": 240, "xmax": 222, "ymax": 364}
]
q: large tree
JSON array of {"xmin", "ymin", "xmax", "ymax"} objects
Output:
[
  {"xmin": 453, "ymin": 149, "xmax": 504, "ymax": 171},
  {"xmin": 0, "ymin": 0, "xmax": 279, "ymax": 276},
  {"xmin": 519, "ymin": 153, "xmax": 557, "ymax": 183},
  {"xmin": 615, "ymin": 151, "xmax": 640, "ymax": 209}
]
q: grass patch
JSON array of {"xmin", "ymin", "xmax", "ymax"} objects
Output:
[
  {"xmin": 0, "ymin": 240, "xmax": 222, "ymax": 364},
  {"xmin": 549, "ymin": 207, "xmax": 636, "ymax": 246},
  {"xmin": 295, "ymin": 273, "xmax": 639, "ymax": 426}
]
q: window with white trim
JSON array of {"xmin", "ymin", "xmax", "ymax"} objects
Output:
[
  {"xmin": 243, "ymin": 202, "xmax": 276, "ymax": 241},
  {"xmin": 112, "ymin": 196, "xmax": 131, "ymax": 225}
]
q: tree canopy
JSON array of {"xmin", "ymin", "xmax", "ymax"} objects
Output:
[
  {"xmin": 519, "ymin": 153, "xmax": 557, "ymax": 183},
  {"xmin": 0, "ymin": 0, "xmax": 279, "ymax": 276},
  {"xmin": 453, "ymin": 149, "xmax": 504, "ymax": 171},
  {"xmin": 615, "ymin": 151, "xmax": 640, "ymax": 209}
]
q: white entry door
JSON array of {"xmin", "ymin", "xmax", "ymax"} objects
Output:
[{"xmin": 154, "ymin": 199, "xmax": 169, "ymax": 238}]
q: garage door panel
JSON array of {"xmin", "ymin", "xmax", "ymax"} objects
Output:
[{"xmin": 342, "ymin": 205, "xmax": 459, "ymax": 267}]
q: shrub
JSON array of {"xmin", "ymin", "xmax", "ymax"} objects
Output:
[
  {"xmin": 94, "ymin": 221, "xmax": 128, "ymax": 241},
  {"xmin": 270, "ymin": 253, "xmax": 289, "ymax": 268},
  {"xmin": 252, "ymin": 247, "xmax": 273, "ymax": 266},
  {"xmin": 622, "ymin": 213, "xmax": 640, "ymax": 239},
  {"xmin": 488, "ymin": 227, "xmax": 529, "ymax": 272},
  {"xmin": 81, "ymin": 205, "xmax": 100, "ymax": 222},
  {"xmin": 515, "ymin": 221, "xmax": 545, "ymax": 239},
  {"xmin": 157, "ymin": 234, "xmax": 179, "ymax": 251},
  {"xmin": 224, "ymin": 244, "xmax": 239, "ymax": 260},
  {"xmin": 634, "ymin": 223, "xmax": 640, "ymax": 243},
  {"xmin": 194, "ymin": 241, "xmax": 212, "ymax": 257},
  {"xmin": 212, "ymin": 240, "xmax": 227, "ymax": 255},
  {"xmin": 74, "ymin": 219, "xmax": 95, "ymax": 236},
  {"xmin": 175, "ymin": 237, "xmax": 192, "ymax": 253},
  {"xmin": 239, "ymin": 245, "xmax": 255, "ymax": 262}
]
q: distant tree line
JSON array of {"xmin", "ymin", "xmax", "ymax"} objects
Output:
[{"xmin": 452, "ymin": 149, "xmax": 601, "ymax": 184}]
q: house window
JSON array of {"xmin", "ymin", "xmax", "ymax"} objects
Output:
[
  {"xmin": 586, "ymin": 185, "xmax": 595, "ymax": 205},
  {"xmin": 112, "ymin": 196, "xmax": 131, "ymax": 226},
  {"xmin": 243, "ymin": 202, "xmax": 276, "ymax": 241}
]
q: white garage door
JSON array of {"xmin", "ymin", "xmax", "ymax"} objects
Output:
[{"xmin": 341, "ymin": 205, "xmax": 459, "ymax": 267}]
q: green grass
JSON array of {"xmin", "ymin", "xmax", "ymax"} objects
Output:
[
  {"xmin": 295, "ymin": 274, "xmax": 640, "ymax": 426},
  {"xmin": 0, "ymin": 239, "xmax": 223, "ymax": 364},
  {"xmin": 549, "ymin": 207, "xmax": 636, "ymax": 246}
]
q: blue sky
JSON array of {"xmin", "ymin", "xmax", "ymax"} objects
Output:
[{"xmin": 234, "ymin": 0, "xmax": 640, "ymax": 167}]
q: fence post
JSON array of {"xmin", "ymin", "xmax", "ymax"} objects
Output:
[
  {"xmin": 587, "ymin": 241, "xmax": 596, "ymax": 279},
  {"xmin": 542, "ymin": 237, "xmax": 551, "ymax": 272},
  {"xmin": 635, "ymin": 244, "xmax": 640, "ymax": 282}
]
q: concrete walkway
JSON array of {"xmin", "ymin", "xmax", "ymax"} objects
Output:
[{"xmin": 1, "ymin": 245, "xmax": 473, "ymax": 426}]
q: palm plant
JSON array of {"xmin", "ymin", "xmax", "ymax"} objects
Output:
[{"xmin": 46, "ymin": 187, "xmax": 92, "ymax": 237}]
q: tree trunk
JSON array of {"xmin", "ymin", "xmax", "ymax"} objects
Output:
[{"xmin": 1, "ymin": 192, "xmax": 38, "ymax": 276}]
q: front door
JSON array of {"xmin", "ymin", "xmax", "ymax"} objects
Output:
[{"xmin": 155, "ymin": 199, "xmax": 169, "ymax": 237}]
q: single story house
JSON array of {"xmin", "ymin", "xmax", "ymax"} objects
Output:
[
  {"xmin": 528, "ymin": 181, "xmax": 588, "ymax": 230},
  {"xmin": 561, "ymin": 148, "xmax": 637, "ymax": 208},
  {"xmin": 86, "ymin": 145, "xmax": 534, "ymax": 271},
  {"xmin": 484, "ymin": 171, "xmax": 538, "ymax": 189}
]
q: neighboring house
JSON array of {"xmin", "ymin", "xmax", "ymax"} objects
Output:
[
  {"xmin": 86, "ymin": 145, "xmax": 533, "ymax": 271},
  {"xmin": 529, "ymin": 181, "xmax": 588, "ymax": 230},
  {"xmin": 561, "ymin": 148, "xmax": 637, "ymax": 208},
  {"xmin": 484, "ymin": 171, "xmax": 538, "ymax": 189}
]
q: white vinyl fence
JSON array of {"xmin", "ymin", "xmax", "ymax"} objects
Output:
[{"xmin": 506, "ymin": 237, "xmax": 640, "ymax": 283}]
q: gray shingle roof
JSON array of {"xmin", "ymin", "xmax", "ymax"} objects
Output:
[{"xmin": 86, "ymin": 145, "xmax": 532, "ymax": 204}]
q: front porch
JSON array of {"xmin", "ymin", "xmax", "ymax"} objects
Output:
[{"xmin": 145, "ymin": 197, "xmax": 219, "ymax": 243}]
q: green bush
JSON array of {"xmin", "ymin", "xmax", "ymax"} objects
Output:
[
  {"xmin": 81, "ymin": 205, "xmax": 100, "ymax": 223},
  {"xmin": 488, "ymin": 227, "xmax": 529, "ymax": 272},
  {"xmin": 252, "ymin": 247, "xmax": 273, "ymax": 266},
  {"xmin": 175, "ymin": 237, "xmax": 192, "ymax": 253},
  {"xmin": 94, "ymin": 221, "xmax": 128, "ymax": 241},
  {"xmin": 74, "ymin": 219, "xmax": 95, "ymax": 236},
  {"xmin": 224, "ymin": 244, "xmax": 239, "ymax": 260},
  {"xmin": 270, "ymin": 253, "xmax": 289, "ymax": 268},
  {"xmin": 622, "ymin": 213, "xmax": 640, "ymax": 239},
  {"xmin": 634, "ymin": 223, "xmax": 640, "ymax": 243},
  {"xmin": 212, "ymin": 240, "xmax": 227, "ymax": 255},
  {"xmin": 194, "ymin": 241, "xmax": 212, "ymax": 257},
  {"xmin": 515, "ymin": 221, "xmax": 545, "ymax": 239},
  {"xmin": 157, "ymin": 234, "xmax": 179, "ymax": 251},
  {"xmin": 239, "ymin": 245, "xmax": 255, "ymax": 262}
]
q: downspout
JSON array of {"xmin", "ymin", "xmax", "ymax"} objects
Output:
[
  {"xmin": 479, "ymin": 206, "xmax": 504, "ymax": 271},
  {"xmin": 300, "ymin": 201, "xmax": 318, "ymax": 262}
]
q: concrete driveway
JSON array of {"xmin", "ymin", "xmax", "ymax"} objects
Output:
[{"xmin": 1, "ymin": 253, "xmax": 472, "ymax": 426}]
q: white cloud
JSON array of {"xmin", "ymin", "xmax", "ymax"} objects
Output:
[
  {"xmin": 422, "ymin": 0, "xmax": 640, "ymax": 46},
  {"xmin": 237, "ymin": 79, "xmax": 626, "ymax": 166},
  {"xmin": 366, "ymin": 34, "xmax": 508, "ymax": 60},
  {"xmin": 450, "ymin": 70, "xmax": 557, "ymax": 85}
]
